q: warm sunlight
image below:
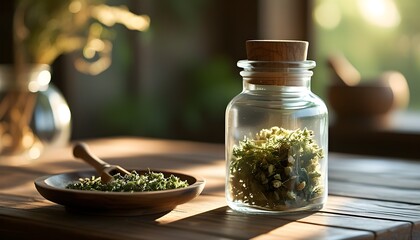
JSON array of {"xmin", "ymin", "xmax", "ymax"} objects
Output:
[
  {"xmin": 357, "ymin": 0, "xmax": 400, "ymax": 28},
  {"xmin": 68, "ymin": 0, "xmax": 82, "ymax": 14},
  {"xmin": 92, "ymin": 5, "xmax": 151, "ymax": 31},
  {"xmin": 314, "ymin": 0, "xmax": 341, "ymax": 30},
  {"xmin": 28, "ymin": 69, "xmax": 51, "ymax": 92}
]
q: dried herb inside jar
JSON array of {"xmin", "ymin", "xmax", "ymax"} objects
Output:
[
  {"xmin": 66, "ymin": 170, "xmax": 189, "ymax": 192},
  {"xmin": 229, "ymin": 127, "xmax": 324, "ymax": 210}
]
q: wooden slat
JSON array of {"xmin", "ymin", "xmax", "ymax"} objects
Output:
[
  {"xmin": 276, "ymin": 212, "xmax": 410, "ymax": 240},
  {"xmin": 329, "ymin": 153, "xmax": 420, "ymax": 189},
  {"xmin": 157, "ymin": 204, "xmax": 375, "ymax": 240},
  {"xmin": 329, "ymin": 180, "xmax": 420, "ymax": 204},
  {"xmin": 329, "ymin": 153, "xmax": 420, "ymax": 204},
  {"xmin": 252, "ymin": 226, "xmax": 373, "ymax": 240},
  {"xmin": 329, "ymin": 170, "xmax": 420, "ymax": 190},
  {"xmin": 326, "ymin": 195, "xmax": 420, "ymax": 239}
]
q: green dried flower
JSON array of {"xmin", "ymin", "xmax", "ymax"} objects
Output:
[
  {"xmin": 229, "ymin": 127, "xmax": 324, "ymax": 210},
  {"xmin": 66, "ymin": 170, "xmax": 189, "ymax": 192}
]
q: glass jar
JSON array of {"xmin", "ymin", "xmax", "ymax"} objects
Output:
[
  {"xmin": 0, "ymin": 64, "xmax": 71, "ymax": 163},
  {"xmin": 225, "ymin": 41, "xmax": 328, "ymax": 214}
]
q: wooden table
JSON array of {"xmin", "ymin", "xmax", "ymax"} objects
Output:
[
  {"xmin": 330, "ymin": 111, "xmax": 420, "ymax": 159},
  {"xmin": 1, "ymin": 137, "xmax": 420, "ymax": 239}
]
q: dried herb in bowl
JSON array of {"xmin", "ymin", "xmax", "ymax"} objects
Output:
[
  {"xmin": 229, "ymin": 127, "xmax": 324, "ymax": 210},
  {"xmin": 66, "ymin": 170, "xmax": 189, "ymax": 192}
]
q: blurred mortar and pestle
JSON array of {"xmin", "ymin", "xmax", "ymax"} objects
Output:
[{"xmin": 327, "ymin": 53, "xmax": 409, "ymax": 128}]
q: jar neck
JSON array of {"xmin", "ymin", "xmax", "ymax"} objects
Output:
[
  {"xmin": 243, "ymin": 78, "xmax": 311, "ymax": 93},
  {"xmin": 238, "ymin": 60, "xmax": 315, "ymax": 92},
  {"xmin": 0, "ymin": 64, "xmax": 51, "ymax": 92}
]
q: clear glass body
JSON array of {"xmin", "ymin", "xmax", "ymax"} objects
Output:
[
  {"xmin": 0, "ymin": 64, "xmax": 71, "ymax": 161},
  {"xmin": 225, "ymin": 60, "xmax": 328, "ymax": 214}
]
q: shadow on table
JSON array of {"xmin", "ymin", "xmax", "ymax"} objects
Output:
[
  {"xmin": 152, "ymin": 206, "xmax": 315, "ymax": 239},
  {"xmin": 17, "ymin": 201, "xmax": 317, "ymax": 239}
]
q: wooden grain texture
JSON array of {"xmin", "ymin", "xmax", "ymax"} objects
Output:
[
  {"xmin": 0, "ymin": 193, "xmax": 374, "ymax": 240},
  {"xmin": 329, "ymin": 180, "xmax": 420, "ymax": 205},
  {"xmin": 278, "ymin": 212, "xmax": 410, "ymax": 240},
  {"xmin": 246, "ymin": 40, "xmax": 308, "ymax": 61},
  {"xmin": 326, "ymin": 195, "xmax": 420, "ymax": 239},
  {"xmin": 1, "ymin": 138, "xmax": 420, "ymax": 239},
  {"xmin": 329, "ymin": 153, "xmax": 420, "ymax": 204}
]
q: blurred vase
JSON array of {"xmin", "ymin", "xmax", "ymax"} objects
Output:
[{"xmin": 0, "ymin": 64, "xmax": 71, "ymax": 162}]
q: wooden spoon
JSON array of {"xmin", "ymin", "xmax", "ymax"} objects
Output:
[{"xmin": 73, "ymin": 142, "xmax": 131, "ymax": 183}]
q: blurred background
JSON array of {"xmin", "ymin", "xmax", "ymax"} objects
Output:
[{"xmin": 1, "ymin": 0, "xmax": 419, "ymax": 147}]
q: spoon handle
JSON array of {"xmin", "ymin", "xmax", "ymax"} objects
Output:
[{"xmin": 73, "ymin": 142, "xmax": 110, "ymax": 173}]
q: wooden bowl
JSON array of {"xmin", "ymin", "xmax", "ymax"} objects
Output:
[
  {"xmin": 327, "ymin": 84, "xmax": 394, "ymax": 119},
  {"xmin": 35, "ymin": 169, "xmax": 205, "ymax": 216}
]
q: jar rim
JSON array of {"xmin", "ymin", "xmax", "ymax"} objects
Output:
[{"xmin": 237, "ymin": 60, "xmax": 316, "ymax": 70}]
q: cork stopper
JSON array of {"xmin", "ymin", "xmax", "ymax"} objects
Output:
[{"xmin": 246, "ymin": 40, "xmax": 308, "ymax": 61}]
